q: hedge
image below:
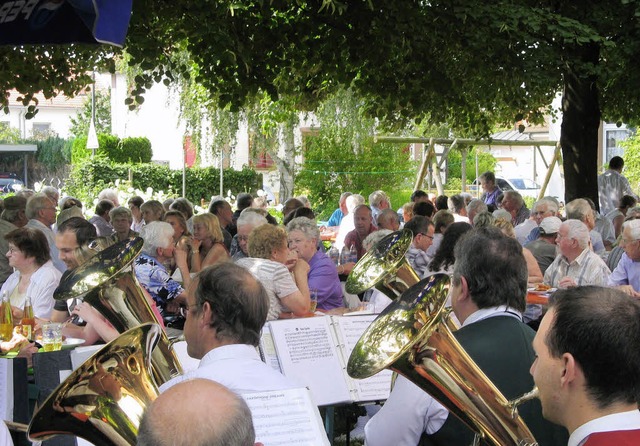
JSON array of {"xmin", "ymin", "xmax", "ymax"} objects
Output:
[
  {"xmin": 65, "ymin": 159, "xmax": 263, "ymax": 206},
  {"xmin": 71, "ymin": 134, "xmax": 153, "ymax": 164}
]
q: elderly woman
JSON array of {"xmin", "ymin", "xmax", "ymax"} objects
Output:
[
  {"xmin": 1, "ymin": 227, "xmax": 62, "ymax": 319},
  {"xmin": 287, "ymin": 217, "xmax": 343, "ymax": 310},
  {"xmin": 190, "ymin": 213, "xmax": 229, "ymax": 273},
  {"xmin": 140, "ymin": 200, "xmax": 165, "ymax": 225},
  {"xmin": 134, "ymin": 222, "xmax": 188, "ymax": 316},
  {"xmin": 236, "ymin": 224, "xmax": 311, "ymax": 320},
  {"xmin": 109, "ymin": 206, "xmax": 138, "ymax": 243}
]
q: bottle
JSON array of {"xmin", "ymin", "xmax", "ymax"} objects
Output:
[
  {"xmin": 328, "ymin": 246, "xmax": 340, "ymax": 266},
  {"xmin": 340, "ymin": 246, "xmax": 349, "ymax": 265},
  {"xmin": 20, "ymin": 296, "xmax": 35, "ymax": 340},
  {"xmin": 349, "ymin": 245, "xmax": 358, "ymax": 263},
  {"xmin": 0, "ymin": 291, "xmax": 13, "ymax": 342}
]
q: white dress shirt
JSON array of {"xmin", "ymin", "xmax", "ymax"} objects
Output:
[
  {"xmin": 0, "ymin": 260, "xmax": 61, "ymax": 319},
  {"xmin": 159, "ymin": 343, "xmax": 301, "ymax": 394},
  {"xmin": 569, "ymin": 410, "xmax": 640, "ymax": 446}
]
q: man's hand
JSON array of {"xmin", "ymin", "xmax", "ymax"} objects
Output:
[
  {"xmin": 615, "ymin": 285, "xmax": 640, "ymax": 298},
  {"xmin": 558, "ymin": 276, "xmax": 578, "ymax": 289}
]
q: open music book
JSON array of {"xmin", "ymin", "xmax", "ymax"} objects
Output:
[{"xmin": 260, "ymin": 314, "xmax": 392, "ymax": 406}]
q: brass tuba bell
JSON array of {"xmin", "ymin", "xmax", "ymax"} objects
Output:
[
  {"xmin": 347, "ymin": 274, "xmax": 538, "ymax": 446},
  {"xmin": 54, "ymin": 237, "xmax": 183, "ymax": 385},
  {"xmin": 28, "ymin": 323, "xmax": 161, "ymax": 445},
  {"xmin": 345, "ymin": 229, "xmax": 421, "ymax": 298}
]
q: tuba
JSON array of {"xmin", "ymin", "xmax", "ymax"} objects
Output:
[
  {"xmin": 54, "ymin": 237, "xmax": 183, "ymax": 385},
  {"xmin": 345, "ymin": 229, "xmax": 420, "ymax": 298},
  {"xmin": 347, "ymin": 274, "xmax": 538, "ymax": 446},
  {"xmin": 28, "ymin": 323, "xmax": 161, "ymax": 445}
]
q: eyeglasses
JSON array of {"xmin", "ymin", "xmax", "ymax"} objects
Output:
[
  {"xmin": 179, "ymin": 303, "xmax": 198, "ymax": 318},
  {"xmin": 237, "ymin": 235, "xmax": 249, "ymax": 242},
  {"xmin": 420, "ymin": 233, "xmax": 434, "ymax": 240}
]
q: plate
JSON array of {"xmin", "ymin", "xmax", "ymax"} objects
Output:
[
  {"xmin": 527, "ymin": 287, "xmax": 557, "ymax": 295},
  {"xmin": 61, "ymin": 338, "xmax": 85, "ymax": 349}
]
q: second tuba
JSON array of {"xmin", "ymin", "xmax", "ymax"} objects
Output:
[
  {"xmin": 347, "ymin": 274, "xmax": 538, "ymax": 446},
  {"xmin": 54, "ymin": 237, "xmax": 183, "ymax": 385}
]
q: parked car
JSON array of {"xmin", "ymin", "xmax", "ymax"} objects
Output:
[
  {"xmin": 0, "ymin": 173, "xmax": 24, "ymax": 193},
  {"xmin": 470, "ymin": 177, "xmax": 542, "ymax": 198}
]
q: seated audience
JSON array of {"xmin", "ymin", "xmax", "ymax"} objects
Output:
[
  {"xmin": 524, "ymin": 197, "xmax": 560, "ymax": 244},
  {"xmin": 109, "ymin": 206, "xmax": 137, "ymax": 242},
  {"xmin": 466, "ymin": 199, "xmax": 487, "ymax": 226},
  {"xmin": 237, "ymin": 224, "xmax": 311, "ymax": 320},
  {"xmin": 403, "ymin": 216, "xmax": 435, "ymax": 278},
  {"xmin": 335, "ymin": 194, "xmax": 365, "ymax": 250},
  {"xmin": 140, "ymin": 200, "xmax": 165, "ymax": 225},
  {"xmin": 25, "ymin": 193, "xmax": 65, "ymax": 272},
  {"xmin": 494, "ymin": 218, "xmax": 544, "ymax": 284},
  {"xmin": 128, "ymin": 196, "xmax": 145, "ymax": 232},
  {"xmin": 401, "ymin": 202, "xmax": 414, "ymax": 224},
  {"xmin": 287, "ymin": 217, "xmax": 343, "ymax": 310},
  {"xmin": 1, "ymin": 227, "xmax": 62, "ymax": 319},
  {"xmin": 344, "ymin": 205, "xmax": 377, "ymax": 260},
  {"xmin": 233, "ymin": 210, "xmax": 268, "ymax": 261},
  {"xmin": 544, "ymin": 219, "xmax": 610, "ymax": 288},
  {"xmin": 606, "ymin": 194, "xmax": 637, "ymax": 239},
  {"xmin": 447, "ymin": 194, "xmax": 469, "ymax": 223},
  {"xmin": 170, "ymin": 198, "xmax": 195, "ymax": 233},
  {"xmin": 327, "ymin": 192, "xmax": 352, "ymax": 227},
  {"xmin": 524, "ymin": 216, "xmax": 561, "ymax": 275},
  {"xmin": 608, "ymin": 218, "xmax": 640, "ymax": 297},
  {"xmin": 190, "ymin": 213, "xmax": 229, "ymax": 273},
  {"xmin": 412, "ymin": 201, "xmax": 436, "ymax": 219},
  {"xmin": 369, "ymin": 190, "xmax": 391, "ymax": 223},
  {"xmin": 566, "ymin": 198, "xmax": 605, "ymax": 255},
  {"xmin": 376, "ymin": 208, "xmax": 400, "ymax": 231},
  {"xmin": 427, "ymin": 222, "xmax": 472, "ymax": 275},
  {"xmin": 427, "ymin": 210, "xmax": 454, "ymax": 259},
  {"xmin": 89, "ymin": 199, "xmax": 115, "ymax": 237},
  {"xmin": 501, "ymin": 190, "xmax": 530, "ymax": 226},
  {"xmin": 0, "ymin": 195, "xmax": 28, "ymax": 288},
  {"xmin": 209, "ymin": 198, "xmax": 235, "ymax": 245}
]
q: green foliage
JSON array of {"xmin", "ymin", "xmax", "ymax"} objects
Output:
[
  {"xmin": 620, "ymin": 135, "xmax": 640, "ymax": 192},
  {"xmin": 65, "ymin": 159, "xmax": 262, "ymax": 207},
  {"xmin": 447, "ymin": 148, "xmax": 497, "ymax": 183},
  {"xmin": 0, "ymin": 123, "xmax": 20, "ymax": 144},
  {"xmin": 71, "ymin": 135, "xmax": 152, "ymax": 164},
  {"xmin": 69, "ymin": 90, "xmax": 113, "ymax": 139},
  {"xmin": 30, "ymin": 136, "xmax": 72, "ymax": 170},
  {"xmin": 296, "ymin": 89, "xmax": 416, "ymax": 217}
]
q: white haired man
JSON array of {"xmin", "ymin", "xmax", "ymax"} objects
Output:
[
  {"xmin": 369, "ymin": 190, "xmax": 391, "ymax": 224},
  {"xmin": 25, "ymin": 193, "xmax": 65, "ymax": 272},
  {"xmin": 543, "ymin": 220, "xmax": 610, "ymax": 288},
  {"xmin": 608, "ymin": 218, "xmax": 640, "ymax": 297},
  {"xmin": 524, "ymin": 197, "xmax": 560, "ymax": 244},
  {"xmin": 232, "ymin": 210, "xmax": 268, "ymax": 261}
]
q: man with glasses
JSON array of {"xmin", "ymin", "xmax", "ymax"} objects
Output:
[
  {"xmin": 608, "ymin": 218, "xmax": 640, "ymax": 297},
  {"xmin": 544, "ymin": 220, "xmax": 610, "ymax": 288},
  {"xmin": 403, "ymin": 215, "xmax": 435, "ymax": 278},
  {"xmin": 524, "ymin": 197, "xmax": 560, "ymax": 244},
  {"xmin": 25, "ymin": 193, "xmax": 65, "ymax": 272},
  {"xmin": 159, "ymin": 262, "xmax": 301, "ymax": 394}
]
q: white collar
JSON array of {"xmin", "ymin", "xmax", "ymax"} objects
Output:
[
  {"xmin": 200, "ymin": 343, "xmax": 261, "ymax": 365},
  {"xmin": 569, "ymin": 410, "xmax": 640, "ymax": 446},
  {"xmin": 462, "ymin": 305, "xmax": 523, "ymax": 327}
]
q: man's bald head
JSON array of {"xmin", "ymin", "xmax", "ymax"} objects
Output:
[{"xmin": 137, "ymin": 379, "xmax": 256, "ymax": 446}]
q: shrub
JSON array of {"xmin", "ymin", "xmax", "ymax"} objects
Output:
[{"xmin": 71, "ymin": 134, "xmax": 152, "ymax": 164}]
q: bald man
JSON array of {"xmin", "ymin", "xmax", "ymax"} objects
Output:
[{"xmin": 137, "ymin": 379, "xmax": 261, "ymax": 446}]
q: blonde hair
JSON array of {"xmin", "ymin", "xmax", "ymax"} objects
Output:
[
  {"xmin": 493, "ymin": 217, "xmax": 515, "ymax": 238},
  {"xmin": 248, "ymin": 225, "xmax": 287, "ymax": 260},
  {"xmin": 193, "ymin": 213, "xmax": 224, "ymax": 243}
]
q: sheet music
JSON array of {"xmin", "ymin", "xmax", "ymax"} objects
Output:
[
  {"xmin": 259, "ymin": 325, "xmax": 282, "ymax": 372},
  {"xmin": 243, "ymin": 387, "xmax": 330, "ymax": 446},
  {"xmin": 0, "ymin": 359, "xmax": 12, "ymax": 421},
  {"xmin": 268, "ymin": 317, "xmax": 352, "ymax": 406},
  {"xmin": 333, "ymin": 315, "xmax": 393, "ymax": 401}
]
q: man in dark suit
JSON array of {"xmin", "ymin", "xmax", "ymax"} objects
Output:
[{"xmin": 365, "ymin": 227, "xmax": 567, "ymax": 445}]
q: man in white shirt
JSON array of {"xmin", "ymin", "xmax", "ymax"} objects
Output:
[
  {"xmin": 544, "ymin": 220, "xmax": 610, "ymax": 288},
  {"xmin": 25, "ymin": 193, "xmax": 65, "ymax": 272},
  {"xmin": 598, "ymin": 155, "xmax": 637, "ymax": 215},
  {"xmin": 160, "ymin": 262, "xmax": 300, "ymax": 394},
  {"xmin": 531, "ymin": 286, "xmax": 640, "ymax": 446},
  {"xmin": 365, "ymin": 227, "xmax": 566, "ymax": 445}
]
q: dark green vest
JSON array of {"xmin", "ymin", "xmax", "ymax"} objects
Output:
[{"xmin": 420, "ymin": 316, "xmax": 568, "ymax": 446}]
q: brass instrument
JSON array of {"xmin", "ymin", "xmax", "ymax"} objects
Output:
[
  {"xmin": 54, "ymin": 237, "xmax": 183, "ymax": 385},
  {"xmin": 347, "ymin": 274, "xmax": 538, "ymax": 446},
  {"xmin": 345, "ymin": 229, "xmax": 420, "ymax": 298},
  {"xmin": 28, "ymin": 323, "xmax": 161, "ymax": 445}
]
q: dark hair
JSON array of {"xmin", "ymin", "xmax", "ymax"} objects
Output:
[
  {"xmin": 282, "ymin": 198, "xmax": 303, "ymax": 219},
  {"xmin": 58, "ymin": 217, "xmax": 97, "ymax": 246},
  {"xmin": 620, "ymin": 195, "xmax": 637, "ymax": 210},
  {"xmin": 95, "ymin": 199, "xmax": 115, "ymax": 217},
  {"xmin": 410, "ymin": 190, "xmax": 428, "ymax": 202},
  {"xmin": 283, "ymin": 206, "xmax": 315, "ymax": 226},
  {"xmin": 61, "ymin": 197, "xmax": 83, "ymax": 210},
  {"xmin": 547, "ymin": 286, "xmax": 640, "ymax": 408},
  {"xmin": 236, "ymin": 193, "xmax": 254, "ymax": 211},
  {"xmin": 209, "ymin": 199, "xmax": 228, "ymax": 215},
  {"xmin": 609, "ymin": 156, "xmax": 624, "ymax": 170},
  {"xmin": 170, "ymin": 198, "xmax": 194, "ymax": 220},
  {"xmin": 404, "ymin": 215, "xmax": 433, "ymax": 238},
  {"xmin": 453, "ymin": 227, "xmax": 527, "ymax": 312},
  {"xmin": 194, "ymin": 263, "xmax": 268, "ymax": 346},
  {"xmin": 448, "ymin": 194, "xmax": 465, "ymax": 213},
  {"xmin": 128, "ymin": 196, "xmax": 144, "ymax": 208},
  {"xmin": 413, "ymin": 201, "xmax": 435, "ymax": 218},
  {"xmin": 5, "ymin": 227, "xmax": 51, "ymax": 266},
  {"xmin": 435, "ymin": 195, "xmax": 449, "ymax": 211},
  {"xmin": 428, "ymin": 222, "xmax": 472, "ymax": 272}
]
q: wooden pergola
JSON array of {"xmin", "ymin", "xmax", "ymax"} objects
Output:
[{"xmin": 375, "ymin": 136, "xmax": 561, "ymax": 201}]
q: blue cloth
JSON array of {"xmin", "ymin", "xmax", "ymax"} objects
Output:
[
  {"xmin": 608, "ymin": 252, "xmax": 640, "ymax": 291},
  {"xmin": 134, "ymin": 253, "xmax": 184, "ymax": 314},
  {"xmin": 308, "ymin": 250, "xmax": 343, "ymax": 310},
  {"xmin": 327, "ymin": 208, "xmax": 344, "ymax": 227}
]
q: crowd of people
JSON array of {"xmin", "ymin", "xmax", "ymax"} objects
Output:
[{"xmin": 2, "ymin": 155, "xmax": 640, "ymax": 445}]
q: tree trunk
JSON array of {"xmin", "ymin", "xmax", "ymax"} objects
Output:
[
  {"xmin": 271, "ymin": 118, "xmax": 297, "ymax": 203},
  {"xmin": 560, "ymin": 43, "xmax": 601, "ymax": 208}
]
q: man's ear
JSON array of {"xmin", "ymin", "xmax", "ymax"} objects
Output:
[
  {"xmin": 560, "ymin": 353, "xmax": 579, "ymax": 387},
  {"xmin": 200, "ymin": 301, "xmax": 213, "ymax": 326},
  {"xmin": 458, "ymin": 275, "xmax": 471, "ymax": 303}
]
